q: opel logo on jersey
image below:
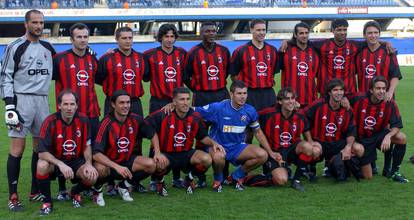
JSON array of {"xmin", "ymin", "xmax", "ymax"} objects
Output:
[
  {"xmin": 364, "ymin": 116, "xmax": 377, "ymax": 128},
  {"xmin": 76, "ymin": 70, "xmax": 89, "ymax": 82},
  {"xmin": 174, "ymin": 132, "xmax": 186, "ymax": 144},
  {"xmin": 117, "ymin": 137, "xmax": 130, "ymax": 149},
  {"xmin": 256, "ymin": 62, "xmax": 268, "ymax": 76},
  {"xmin": 36, "ymin": 59, "xmax": 43, "ymax": 68},
  {"xmin": 297, "ymin": 62, "xmax": 309, "ymax": 76},
  {"xmin": 365, "ymin": 64, "xmax": 376, "ymax": 77},
  {"xmin": 325, "ymin": 123, "xmax": 337, "ymax": 135},
  {"xmin": 333, "ymin": 55, "xmax": 345, "ymax": 67},
  {"xmin": 62, "ymin": 140, "xmax": 77, "ymax": 155},
  {"xmin": 165, "ymin": 67, "xmax": 177, "ymax": 82},
  {"xmin": 123, "ymin": 69, "xmax": 136, "ymax": 85},
  {"xmin": 280, "ymin": 132, "xmax": 292, "ymax": 146},
  {"xmin": 207, "ymin": 65, "xmax": 219, "ymax": 80}
]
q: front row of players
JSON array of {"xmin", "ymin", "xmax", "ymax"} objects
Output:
[{"xmin": 36, "ymin": 77, "xmax": 408, "ymax": 215}]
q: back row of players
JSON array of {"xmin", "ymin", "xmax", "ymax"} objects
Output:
[{"xmin": 0, "ymin": 10, "xmax": 408, "ymax": 216}]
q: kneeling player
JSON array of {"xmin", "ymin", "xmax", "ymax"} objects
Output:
[
  {"xmin": 92, "ymin": 90, "xmax": 167, "ymax": 205},
  {"xmin": 146, "ymin": 87, "xmax": 224, "ymax": 196},
  {"xmin": 351, "ymin": 76, "xmax": 408, "ymax": 182},
  {"xmin": 253, "ymin": 87, "xmax": 322, "ymax": 191},
  {"xmin": 36, "ymin": 90, "xmax": 99, "ymax": 215},
  {"xmin": 304, "ymin": 79, "xmax": 364, "ymax": 180}
]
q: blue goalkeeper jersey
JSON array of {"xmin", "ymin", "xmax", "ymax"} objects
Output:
[{"xmin": 195, "ymin": 99, "xmax": 260, "ymax": 148}]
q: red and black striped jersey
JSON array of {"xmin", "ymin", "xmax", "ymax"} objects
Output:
[
  {"xmin": 350, "ymin": 92, "xmax": 402, "ymax": 138},
  {"xmin": 280, "ymin": 43, "xmax": 319, "ymax": 106},
  {"xmin": 145, "ymin": 109, "xmax": 208, "ymax": 153},
  {"xmin": 259, "ymin": 106, "xmax": 309, "ymax": 151},
  {"xmin": 231, "ymin": 41, "xmax": 279, "ymax": 89},
  {"xmin": 184, "ymin": 43, "xmax": 230, "ymax": 91},
  {"xmin": 96, "ymin": 48, "xmax": 148, "ymax": 98},
  {"xmin": 304, "ymin": 97, "xmax": 356, "ymax": 142},
  {"xmin": 39, "ymin": 112, "xmax": 90, "ymax": 161},
  {"xmin": 356, "ymin": 45, "xmax": 402, "ymax": 93},
  {"xmin": 143, "ymin": 46, "xmax": 187, "ymax": 100},
  {"xmin": 53, "ymin": 49, "xmax": 101, "ymax": 118},
  {"xmin": 93, "ymin": 113, "xmax": 155, "ymax": 163},
  {"xmin": 312, "ymin": 39, "xmax": 361, "ymax": 96}
]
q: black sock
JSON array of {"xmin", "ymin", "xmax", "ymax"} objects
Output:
[
  {"xmin": 391, "ymin": 144, "xmax": 406, "ymax": 173},
  {"xmin": 383, "ymin": 144, "xmax": 394, "ymax": 171},
  {"xmin": 132, "ymin": 171, "xmax": 150, "ymax": 185},
  {"xmin": 37, "ymin": 174, "xmax": 51, "ymax": 203},
  {"xmin": 107, "ymin": 178, "xmax": 115, "ymax": 186},
  {"xmin": 7, "ymin": 154, "xmax": 22, "ymax": 198},
  {"xmin": 293, "ymin": 160, "xmax": 306, "ymax": 181},
  {"xmin": 31, "ymin": 152, "xmax": 39, "ymax": 194},
  {"xmin": 71, "ymin": 183, "xmax": 87, "ymax": 195},
  {"xmin": 58, "ymin": 175, "xmax": 67, "ymax": 192},
  {"xmin": 223, "ymin": 160, "xmax": 230, "ymax": 178},
  {"xmin": 309, "ymin": 163, "xmax": 316, "ymax": 174},
  {"xmin": 172, "ymin": 168, "xmax": 181, "ymax": 181}
]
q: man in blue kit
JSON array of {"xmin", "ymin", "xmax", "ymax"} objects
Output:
[{"xmin": 195, "ymin": 80, "xmax": 277, "ymax": 192}]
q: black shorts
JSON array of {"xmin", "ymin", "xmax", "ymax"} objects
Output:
[
  {"xmin": 164, "ymin": 149, "xmax": 196, "ymax": 173},
  {"xmin": 263, "ymin": 145, "xmax": 297, "ymax": 174},
  {"xmin": 89, "ymin": 117, "xmax": 100, "ymax": 146},
  {"xmin": 247, "ymin": 87, "xmax": 276, "ymax": 112},
  {"xmin": 149, "ymin": 96, "xmax": 172, "ymax": 114},
  {"xmin": 192, "ymin": 88, "xmax": 229, "ymax": 107},
  {"xmin": 320, "ymin": 140, "xmax": 347, "ymax": 161},
  {"xmin": 104, "ymin": 96, "xmax": 143, "ymax": 116},
  {"xmin": 52, "ymin": 158, "xmax": 86, "ymax": 183},
  {"xmin": 109, "ymin": 154, "xmax": 138, "ymax": 180},
  {"xmin": 358, "ymin": 129, "xmax": 389, "ymax": 166}
]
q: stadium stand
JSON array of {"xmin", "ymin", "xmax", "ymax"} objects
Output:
[{"xmin": 1, "ymin": 0, "xmax": 94, "ymax": 8}]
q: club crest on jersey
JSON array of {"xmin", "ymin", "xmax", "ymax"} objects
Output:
[
  {"xmin": 176, "ymin": 58, "xmax": 181, "ymax": 65},
  {"xmin": 174, "ymin": 132, "xmax": 186, "ymax": 147},
  {"xmin": 334, "ymin": 55, "xmax": 345, "ymax": 69},
  {"xmin": 135, "ymin": 60, "xmax": 140, "ymax": 68},
  {"xmin": 70, "ymin": 64, "xmax": 76, "ymax": 69},
  {"xmin": 123, "ymin": 69, "xmax": 136, "ymax": 84},
  {"xmin": 292, "ymin": 123, "xmax": 297, "ymax": 132},
  {"xmin": 207, "ymin": 65, "xmax": 219, "ymax": 80},
  {"xmin": 337, "ymin": 116, "xmax": 343, "ymax": 125},
  {"xmin": 377, "ymin": 57, "xmax": 382, "ymax": 64},
  {"xmin": 297, "ymin": 62, "xmax": 308, "ymax": 76},
  {"xmin": 280, "ymin": 132, "xmax": 292, "ymax": 146},
  {"xmin": 117, "ymin": 137, "xmax": 130, "ymax": 153},
  {"xmin": 240, "ymin": 115, "xmax": 247, "ymax": 122},
  {"xmin": 325, "ymin": 123, "xmax": 337, "ymax": 137},
  {"xmin": 218, "ymin": 56, "xmax": 222, "ymax": 63},
  {"xmin": 256, "ymin": 62, "xmax": 268, "ymax": 76},
  {"xmin": 266, "ymin": 53, "xmax": 271, "ymax": 61},
  {"xmin": 379, "ymin": 111, "xmax": 384, "ymax": 117},
  {"xmin": 365, "ymin": 65, "xmax": 376, "ymax": 78},
  {"xmin": 128, "ymin": 126, "xmax": 134, "ymax": 134},
  {"xmin": 75, "ymin": 128, "xmax": 81, "ymax": 137},
  {"xmin": 187, "ymin": 125, "xmax": 191, "ymax": 132},
  {"xmin": 76, "ymin": 70, "xmax": 89, "ymax": 86},
  {"xmin": 62, "ymin": 140, "xmax": 77, "ymax": 156},
  {"xmin": 364, "ymin": 116, "xmax": 376, "ymax": 130},
  {"xmin": 346, "ymin": 48, "xmax": 350, "ymax": 55},
  {"xmin": 164, "ymin": 67, "xmax": 177, "ymax": 82}
]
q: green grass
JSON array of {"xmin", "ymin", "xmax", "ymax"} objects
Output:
[{"xmin": 0, "ymin": 67, "xmax": 413, "ymax": 219}]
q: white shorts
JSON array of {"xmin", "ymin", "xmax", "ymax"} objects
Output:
[{"xmin": 8, "ymin": 94, "xmax": 50, "ymax": 138}]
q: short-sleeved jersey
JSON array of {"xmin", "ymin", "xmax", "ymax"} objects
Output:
[
  {"xmin": 145, "ymin": 109, "xmax": 207, "ymax": 153},
  {"xmin": 184, "ymin": 43, "xmax": 230, "ymax": 91},
  {"xmin": 53, "ymin": 49, "xmax": 100, "ymax": 118},
  {"xmin": 304, "ymin": 97, "xmax": 356, "ymax": 142},
  {"xmin": 280, "ymin": 43, "xmax": 319, "ymax": 106},
  {"xmin": 350, "ymin": 93, "xmax": 403, "ymax": 138},
  {"xmin": 38, "ymin": 112, "xmax": 90, "ymax": 161},
  {"xmin": 312, "ymin": 39, "xmax": 360, "ymax": 96},
  {"xmin": 94, "ymin": 113, "xmax": 155, "ymax": 163},
  {"xmin": 259, "ymin": 106, "xmax": 309, "ymax": 151},
  {"xmin": 96, "ymin": 48, "xmax": 148, "ymax": 98},
  {"xmin": 195, "ymin": 99, "xmax": 260, "ymax": 148},
  {"xmin": 143, "ymin": 46, "xmax": 187, "ymax": 100},
  {"xmin": 1, "ymin": 36, "xmax": 55, "ymax": 99},
  {"xmin": 356, "ymin": 45, "xmax": 402, "ymax": 92},
  {"xmin": 231, "ymin": 41, "xmax": 278, "ymax": 89}
]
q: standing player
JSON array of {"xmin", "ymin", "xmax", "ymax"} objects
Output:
[
  {"xmin": 145, "ymin": 87, "xmax": 224, "ymax": 196},
  {"xmin": 144, "ymin": 24, "xmax": 187, "ymax": 189},
  {"xmin": 96, "ymin": 26, "xmax": 148, "ymax": 116},
  {"xmin": 279, "ymin": 22, "xmax": 319, "ymax": 108},
  {"xmin": 351, "ymin": 76, "xmax": 408, "ymax": 182},
  {"xmin": 53, "ymin": 23, "xmax": 101, "ymax": 199},
  {"xmin": 0, "ymin": 9, "xmax": 56, "ymax": 211},
  {"xmin": 304, "ymin": 79, "xmax": 364, "ymax": 179},
  {"xmin": 36, "ymin": 90, "xmax": 99, "ymax": 215},
  {"xmin": 92, "ymin": 90, "xmax": 166, "ymax": 204}
]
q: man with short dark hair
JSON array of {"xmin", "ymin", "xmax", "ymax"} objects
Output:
[
  {"xmin": 36, "ymin": 90, "xmax": 99, "ymax": 215},
  {"xmin": 0, "ymin": 9, "xmax": 56, "ymax": 211}
]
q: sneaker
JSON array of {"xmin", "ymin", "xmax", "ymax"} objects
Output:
[
  {"xmin": 57, "ymin": 190, "xmax": 70, "ymax": 201},
  {"xmin": 149, "ymin": 180, "xmax": 157, "ymax": 192},
  {"xmin": 39, "ymin": 202, "xmax": 52, "ymax": 216},
  {"xmin": 291, "ymin": 180, "xmax": 305, "ymax": 192},
  {"xmin": 106, "ymin": 184, "xmax": 118, "ymax": 196},
  {"xmin": 82, "ymin": 189, "xmax": 94, "ymax": 199},
  {"xmin": 118, "ymin": 187, "xmax": 134, "ymax": 202},
  {"xmin": 223, "ymin": 175, "xmax": 233, "ymax": 185},
  {"xmin": 172, "ymin": 178, "xmax": 185, "ymax": 188},
  {"xmin": 322, "ymin": 167, "xmax": 331, "ymax": 178},
  {"xmin": 92, "ymin": 188, "xmax": 105, "ymax": 207},
  {"xmin": 184, "ymin": 175, "xmax": 196, "ymax": 195},
  {"xmin": 234, "ymin": 179, "xmax": 245, "ymax": 191},
  {"xmin": 212, "ymin": 181, "xmax": 222, "ymax": 193},
  {"xmin": 133, "ymin": 182, "xmax": 148, "ymax": 193},
  {"xmin": 29, "ymin": 192, "xmax": 45, "ymax": 202},
  {"xmin": 391, "ymin": 172, "xmax": 409, "ymax": 183},
  {"xmin": 156, "ymin": 181, "xmax": 168, "ymax": 197},
  {"xmin": 382, "ymin": 169, "xmax": 392, "ymax": 178},
  {"xmin": 72, "ymin": 194, "xmax": 82, "ymax": 208},
  {"xmin": 303, "ymin": 172, "xmax": 318, "ymax": 183},
  {"xmin": 196, "ymin": 179, "xmax": 207, "ymax": 188},
  {"xmin": 8, "ymin": 193, "xmax": 23, "ymax": 212}
]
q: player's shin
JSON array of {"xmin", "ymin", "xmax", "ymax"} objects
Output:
[{"xmin": 7, "ymin": 154, "xmax": 22, "ymax": 198}]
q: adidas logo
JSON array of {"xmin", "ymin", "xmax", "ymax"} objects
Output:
[
  {"xmin": 169, "ymin": 125, "xmax": 175, "ymax": 129},
  {"xmin": 274, "ymin": 125, "xmax": 280, "ymax": 129},
  {"xmin": 322, "ymin": 116, "xmax": 327, "ymax": 120},
  {"xmin": 329, "ymin": 51, "xmax": 334, "ymax": 54},
  {"xmin": 117, "ymin": 63, "xmax": 122, "ymax": 67},
  {"xmin": 292, "ymin": 56, "xmax": 297, "ymax": 60},
  {"xmin": 57, "ymin": 134, "xmax": 63, "ymax": 138},
  {"xmin": 201, "ymin": 60, "xmax": 206, "ymax": 65},
  {"xmin": 158, "ymin": 61, "xmax": 164, "ymax": 65},
  {"xmin": 70, "ymin": 64, "xmax": 76, "ymax": 69},
  {"xmin": 251, "ymin": 56, "xmax": 256, "ymax": 60}
]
